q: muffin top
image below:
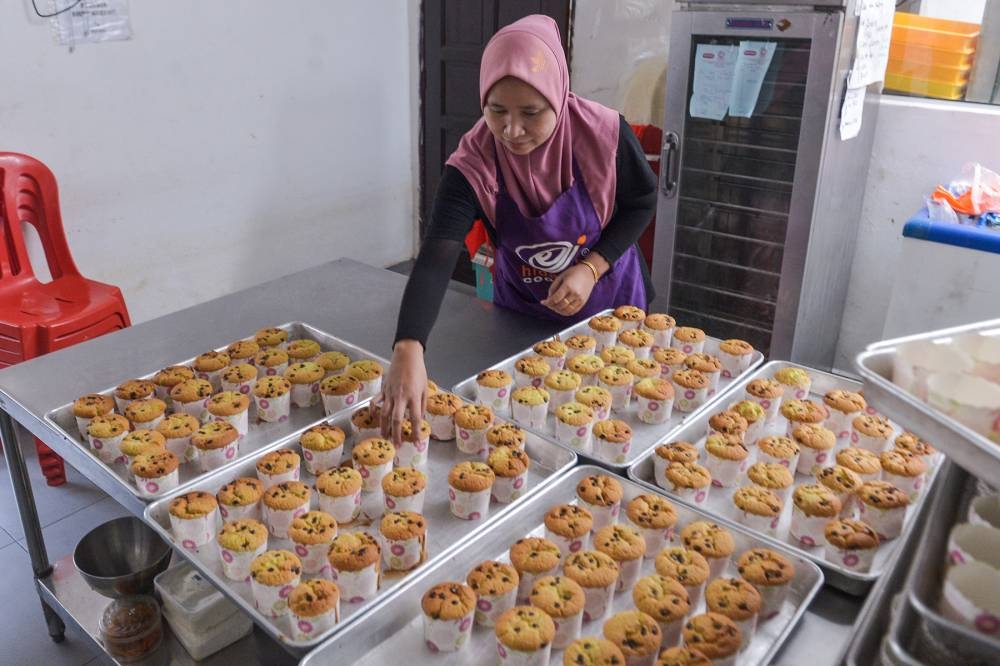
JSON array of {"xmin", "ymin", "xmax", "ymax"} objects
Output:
[
  {"xmin": 747, "ymin": 462, "xmax": 794, "ymax": 490},
  {"xmin": 254, "ymin": 327, "xmax": 288, "ymax": 347},
  {"xmin": 601, "ymin": 345, "xmax": 637, "ymax": 367},
  {"xmin": 351, "ymin": 405, "xmax": 381, "ymax": 429},
  {"xmin": 205, "ymin": 391, "xmax": 250, "ymax": 416},
  {"xmin": 654, "ymin": 547, "xmax": 710, "ymax": 586},
  {"xmin": 566, "ymin": 334, "xmax": 597, "ymax": 351},
  {"xmin": 780, "ymin": 399, "xmax": 827, "ymax": 424},
  {"xmin": 655, "ymin": 441, "xmax": 699, "ymax": 464},
  {"xmin": 684, "ymin": 353, "xmax": 722, "ymax": 374},
  {"xmin": 603, "ymin": 610, "xmax": 662, "ymax": 657},
  {"xmin": 509, "ymin": 537, "xmax": 562, "ymax": 575},
  {"xmin": 880, "ymin": 449, "xmax": 928, "ymax": 477},
  {"xmin": 680, "ymin": 521, "xmax": 735, "ymax": 559},
  {"xmin": 590, "ymin": 314, "xmax": 623, "ymax": 333},
  {"xmin": 288, "ymin": 579, "xmax": 339, "ymax": 618},
  {"xmin": 496, "ymin": 605, "xmax": 556, "ymax": 651},
  {"xmin": 262, "ymin": 481, "xmax": 311, "ymax": 510},
  {"xmin": 316, "ymin": 350, "xmax": 351, "ymax": 373},
  {"xmin": 256, "ymin": 449, "xmax": 300, "ymax": 476},
  {"xmin": 672, "ymin": 369, "xmax": 709, "ymax": 390},
  {"xmin": 708, "ymin": 411, "xmax": 748, "ymax": 436},
  {"xmin": 454, "ymin": 403, "xmax": 495, "ymax": 429},
  {"xmin": 169, "ymin": 491, "xmax": 218, "ymax": 519},
  {"xmin": 732, "ymin": 486, "xmax": 783, "ymax": 517},
  {"xmin": 254, "ymin": 348, "xmax": 289, "ymax": 368},
  {"xmin": 286, "ymin": 339, "xmax": 321, "ymax": 360},
  {"xmin": 575, "ymin": 386, "xmax": 613, "ymax": 410},
  {"xmin": 823, "ymin": 389, "xmax": 867, "ymax": 414},
  {"xmin": 758, "ymin": 435, "xmax": 800, "ymax": 460},
  {"xmin": 120, "ymin": 430, "xmax": 166, "ymax": 457},
  {"xmin": 421, "ymin": 581, "xmax": 476, "ymax": 620},
  {"xmin": 226, "ymin": 340, "xmax": 260, "ymax": 361},
  {"xmin": 706, "ymin": 577, "xmax": 762, "ymax": 621},
  {"xmin": 704, "ymin": 433, "xmax": 749, "ymax": 462},
  {"xmin": 529, "ymin": 575, "xmax": 584, "ymax": 618},
  {"xmin": 593, "ymin": 419, "xmax": 633, "ymax": 443},
  {"xmin": 319, "ymin": 373, "xmax": 360, "ymax": 396},
  {"xmin": 634, "ymin": 377, "xmax": 674, "ymax": 401},
  {"xmin": 448, "ymin": 461, "xmax": 495, "ymax": 492},
  {"xmin": 426, "ymin": 391, "xmax": 462, "ymax": 415},
  {"xmin": 852, "ymin": 414, "xmax": 893, "ymax": 439},
  {"xmin": 250, "ymin": 550, "xmax": 301, "ymax": 586},
  {"xmin": 87, "ymin": 413, "xmax": 130, "ymax": 439},
  {"xmin": 653, "ymin": 347, "xmax": 687, "ymax": 366},
  {"xmin": 719, "ymin": 339, "xmax": 753, "ymax": 356},
  {"xmin": 836, "ymin": 447, "xmax": 882, "ymax": 475},
  {"xmin": 533, "ymin": 338, "xmax": 567, "ymax": 358},
  {"xmin": 613, "ymin": 305, "xmax": 646, "ymax": 322},
  {"xmin": 515, "ymin": 355, "xmax": 552, "ymax": 377},
  {"xmin": 544, "ymin": 503, "xmax": 593, "ymax": 538},
  {"xmin": 512, "ymin": 386, "xmax": 550, "ymax": 407},
  {"xmin": 576, "ymin": 474, "xmax": 623, "ymax": 507},
  {"xmin": 859, "ymin": 480, "xmax": 910, "ymax": 509},
  {"xmin": 774, "ymin": 366, "xmax": 810, "ymax": 387},
  {"xmin": 217, "ymin": 518, "xmax": 268, "ymax": 552},
  {"xmin": 816, "ymin": 465, "xmax": 863, "ymax": 494},
  {"xmin": 115, "ymin": 379, "xmax": 156, "ymax": 401},
  {"xmin": 288, "ymin": 510, "xmax": 338, "ymax": 545},
  {"xmin": 557, "ymin": 401, "xmax": 595, "ymax": 425},
  {"xmin": 730, "ymin": 399, "xmax": 766, "ymax": 424},
  {"xmin": 316, "ymin": 467, "xmax": 363, "ymax": 497},
  {"xmin": 487, "ymin": 445, "xmax": 530, "ymax": 478},
  {"xmin": 131, "ymin": 451, "xmax": 179, "ymax": 479},
  {"xmin": 193, "ymin": 351, "xmax": 230, "ymax": 372},
  {"xmin": 221, "ymin": 363, "xmax": 258, "ymax": 385},
  {"xmin": 487, "ymin": 423, "xmax": 527, "ymax": 449},
  {"xmin": 345, "ymin": 359, "xmax": 384, "ymax": 381},
  {"xmin": 665, "ymin": 462, "xmax": 712, "ymax": 490},
  {"xmin": 73, "ymin": 393, "xmax": 116, "ymax": 418},
  {"xmin": 153, "ymin": 365, "xmax": 196, "ymax": 388},
  {"xmin": 253, "ymin": 376, "xmax": 291, "ymax": 398},
  {"xmin": 643, "ymin": 312, "xmax": 675, "ymax": 330},
  {"xmin": 618, "ymin": 328, "xmax": 653, "ymax": 350},
  {"xmin": 746, "ymin": 378, "xmax": 783, "ymax": 399},
  {"xmin": 352, "ymin": 438, "xmax": 395, "ymax": 467},
  {"xmin": 546, "ymin": 369, "xmax": 583, "ymax": 391},
  {"xmin": 626, "ymin": 358, "xmax": 660, "ymax": 380},
  {"xmin": 894, "ymin": 432, "xmax": 937, "ymax": 457},
  {"xmin": 327, "ymin": 532, "xmax": 380, "ymax": 571},
  {"xmin": 736, "ymin": 548, "xmax": 795, "ymax": 586},
  {"xmin": 563, "ymin": 550, "xmax": 620, "ymax": 588},
  {"xmin": 379, "ymin": 510, "xmax": 427, "ymax": 541},
  {"xmin": 656, "ymin": 646, "xmax": 712, "ymax": 666},
  {"xmin": 284, "ymin": 361, "xmax": 324, "ymax": 384},
  {"xmin": 597, "ymin": 365, "xmax": 633, "ymax": 387},
  {"xmin": 124, "ymin": 398, "xmax": 167, "ymax": 424},
  {"xmin": 562, "ymin": 638, "xmax": 627, "ymax": 666},
  {"xmin": 477, "ymin": 368, "xmax": 512, "ymax": 388},
  {"xmin": 626, "ymin": 494, "xmax": 677, "ymax": 529},
  {"xmin": 567, "ymin": 353, "xmax": 606, "ymax": 376},
  {"xmin": 791, "ymin": 423, "xmax": 836, "ymax": 451},
  {"xmin": 381, "ymin": 466, "xmax": 427, "ymax": 498},
  {"xmin": 467, "ymin": 560, "xmax": 519, "ymax": 597},
  {"xmin": 594, "ymin": 524, "xmax": 647, "ymax": 562},
  {"xmin": 633, "ymin": 574, "xmax": 690, "ymax": 623},
  {"xmin": 672, "ymin": 327, "xmax": 705, "ymax": 343},
  {"xmin": 170, "ymin": 378, "xmax": 213, "ymax": 403},
  {"xmin": 217, "ymin": 477, "xmax": 265, "ymax": 506},
  {"xmin": 191, "ymin": 421, "xmax": 239, "ymax": 450},
  {"xmin": 825, "ymin": 519, "xmax": 880, "ymax": 550},
  {"xmin": 300, "ymin": 424, "xmax": 346, "ymax": 452},
  {"xmin": 792, "ymin": 484, "xmax": 842, "ymax": 517},
  {"xmin": 681, "ymin": 613, "xmax": 742, "ymax": 660}
]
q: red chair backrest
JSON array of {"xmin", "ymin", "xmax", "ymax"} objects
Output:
[{"xmin": 0, "ymin": 152, "xmax": 80, "ymax": 283}]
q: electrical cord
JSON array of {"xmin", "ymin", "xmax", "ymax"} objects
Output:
[{"xmin": 30, "ymin": 0, "xmax": 83, "ymax": 18}]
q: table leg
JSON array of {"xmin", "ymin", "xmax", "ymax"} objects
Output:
[{"xmin": 0, "ymin": 409, "xmax": 65, "ymax": 642}]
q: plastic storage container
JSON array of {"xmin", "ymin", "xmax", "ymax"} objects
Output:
[
  {"xmin": 884, "ymin": 72, "xmax": 968, "ymax": 100},
  {"xmin": 99, "ymin": 595, "xmax": 164, "ymax": 663},
  {"xmin": 891, "ymin": 12, "xmax": 980, "ymax": 53},
  {"xmin": 885, "ymin": 12, "xmax": 980, "ymax": 100}
]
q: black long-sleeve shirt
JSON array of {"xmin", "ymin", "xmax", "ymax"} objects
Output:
[{"xmin": 395, "ymin": 115, "xmax": 657, "ymax": 347}]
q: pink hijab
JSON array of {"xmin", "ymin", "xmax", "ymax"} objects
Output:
[{"xmin": 446, "ymin": 15, "xmax": 620, "ymax": 227}]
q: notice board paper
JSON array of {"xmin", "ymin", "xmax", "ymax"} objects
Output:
[
  {"xmin": 848, "ymin": 0, "xmax": 894, "ymax": 88},
  {"xmin": 728, "ymin": 41, "xmax": 776, "ymax": 118},
  {"xmin": 54, "ymin": 0, "xmax": 132, "ymax": 47},
  {"xmin": 840, "ymin": 86, "xmax": 866, "ymax": 141},
  {"xmin": 689, "ymin": 44, "xmax": 738, "ymax": 121}
]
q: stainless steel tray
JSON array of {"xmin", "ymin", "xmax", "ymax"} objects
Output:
[
  {"xmin": 43, "ymin": 321, "xmax": 389, "ymax": 502},
  {"xmin": 856, "ymin": 319, "xmax": 1000, "ymax": 488},
  {"xmin": 302, "ymin": 465, "xmax": 823, "ymax": 666},
  {"xmin": 453, "ymin": 308, "xmax": 764, "ymax": 471},
  {"xmin": 627, "ymin": 360, "xmax": 944, "ymax": 595},
  {"xmin": 143, "ymin": 398, "xmax": 577, "ymax": 652}
]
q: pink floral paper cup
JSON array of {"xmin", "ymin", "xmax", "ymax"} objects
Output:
[
  {"xmin": 258, "ymin": 467, "xmax": 300, "ymax": 490},
  {"xmin": 512, "ymin": 401, "xmax": 548, "ymax": 430},
  {"xmin": 631, "ymin": 523, "xmax": 673, "ymax": 556},
  {"xmin": 660, "ymin": 616, "xmax": 685, "ymax": 650},
  {"xmin": 940, "ymin": 561, "xmax": 1000, "ymax": 638},
  {"xmin": 134, "ymin": 469, "xmax": 179, "ymax": 499},
  {"xmin": 255, "ymin": 361, "xmax": 289, "ymax": 378},
  {"xmin": 671, "ymin": 484, "xmax": 711, "ymax": 508},
  {"xmin": 219, "ymin": 501, "xmax": 261, "ymax": 523},
  {"xmin": 734, "ymin": 615, "xmax": 758, "ymax": 651},
  {"xmin": 196, "ymin": 368, "xmax": 226, "ymax": 393},
  {"xmin": 291, "ymin": 604, "xmax": 340, "ymax": 641},
  {"xmin": 547, "ymin": 387, "xmax": 577, "ymax": 414},
  {"xmin": 254, "ymin": 392, "xmax": 291, "ymax": 424},
  {"xmin": 448, "ymin": 487, "xmax": 491, "ymax": 521},
  {"xmin": 427, "ymin": 412, "xmax": 456, "ymax": 441},
  {"xmin": 674, "ymin": 386, "xmax": 708, "ymax": 414},
  {"xmin": 198, "ymin": 441, "xmax": 240, "ymax": 472},
  {"xmin": 739, "ymin": 510, "xmax": 782, "ymax": 539},
  {"xmin": 579, "ymin": 581, "xmax": 616, "ymax": 623},
  {"xmin": 543, "ymin": 528, "xmax": 590, "ymax": 560},
  {"xmin": 719, "ymin": 349, "xmax": 753, "ymax": 380},
  {"xmin": 380, "ymin": 534, "xmax": 425, "ymax": 572},
  {"xmin": 477, "ymin": 384, "xmax": 512, "ymax": 417},
  {"xmin": 615, "ymin": 557, "xmax": 642, "ymax": 593},
  {"xmin": 969, "ymin": 494, "xmax": 1000, "ymax": 529},
  {"xmin": 131, "ymin": 414, "xmax": 165, "ymax": 433},
  {"xmin": 653, "ymin": 457, "xmax": 672, "ymax": 491},
  {"xmin": 883, "ymin": 470, "xmax": 926, "ymax": 502},
  {"xmin": 351, "ymin": 423, "xmax": 381, "ymax": 443},
  {"xmin": 491, "ymin": 473, "xmax": 528, "ymax": 504},
  {"xmin": 289, "ymin": 381, "xmax": 321, "ymax": 408},
  {"xmin": 220, "ymin": 541, "xmax": 267, "ymax": 581},
  {"xmin": 685, "ymin": 581, "xmax": 707, "ymax": 610},
  {"xmin": 636, "ymin": 395, "xmax": 673, "ymax": 425},
  {"xmin": 294, "ymin": 541, "xmax": 335, "ymax": 575},
  {"xmin": 384, "ymin": 489, "xmax": 426, "ymax": 514},
  {"xmin": 591, "ymin": 329, "xmax": 620, "ymax": 351},
  {"xmin": 670, "ymin": 338, "xmax": 705, "ymax": 355},
  {"xmin": 89, "ymin": 432, "xmax": 127, "ymax": 465},
  {"xmin": 789, "ymin": 508, "xmax": 829, "ymax": 548},
  {"xmin": 514, "ymin": 369, "xmax": 547, "ymax": 389},
  {"xmin": 704, "ymin": 456, "xmax": 745, "ymax": 489},
  {"xmin": 644, "ymin": 326, "xmax": 674, "ymax": 351},
  {"xmin": 474, "ymin": 587, "xmax": 517, "ymax": 628},
  {"xmin": 745, "ymin": 392, "xmax": 782, "ymax": 423},
  {"xmin": 169, "ymin": 511, "xmax": 218, "ymax": 552},
  {"xmin": 757, "ymin": 448, "xmax": 799, "ymax": 473},
  {"xmin": 497, "ymin": 640, "xmax": 553, "ymax": 666},
  {"xmin": 250, "ymin": 575, "xmax": 301, "ymax": 617},
  {"xmin": 825, "ymin": 409, "xmax": 861, "ymax": 444},
  {"xmin": 396, "ymin": 437, "xmax": 430, "ymax": 469},
  {"xmin": 859, "ymin": 503, "xmax": 906, "ymax": 541},
  {"xmin": 423, "ymin": 611, "xmax": 474, "ymax": 653},
  {"xmin": 455, "ymin": 425, "xmax": 490, "ymax": 458},
  {"xmin": 603, "ymin": 383, "xmax": 631, "ymax": 413},
  {"xmin": 75, "ymin": 415, "xmax": 97, "ymax": 441},
  {"xmin": 795, "ymin": 447, "xmax": 832, "ymax": 477},
  {"xmin": 321, "ymin": 389, "xmax": 360, "ymax": 417},
  {"xmin": 357, "ymin": 460, "xmax": 393, "ymax": 493},
  {"xmin": 555, "ymin": 420, "xmax": 593, "ymax": 455},
  {"xmin": 946, "ymin": 523, "xmax": 1000, "ymax": 569},
  {"xmin": 221, "ymin": 378, "xmax": 256, "ymax": 397},
  {"xmin": 551, "ymin": 609, "xmax": 584, "ymax": 650},
  {"xmin": 164, "ymin": 435, "xmax": 197, "ymax": 464},
  {"xmin": 302, "ymin": 447, "xmax": 343, "ymax": 476},
  {"xmin": 327, "ymin": 561, "xmax": 380, "ymax": 603},
  {"xmin": 585, "ymin": 502, "xmax": 619, "ymax": 534},
  {"xmin": 755, "ymin": 582, "xmax": 791, "ymax": 620},
  {"xmin": 703, "ymin": 370, "xmax": 722, "ymax": 396},
  {"xmin": 516, "ymin": 569, "xmax": 557, "ymax": 606},
  {"xmin": 262, "ymin": 502, "xmax": 309, "ymax": 539},
  {"xmin": 593, "ymin": 434, "xmax": 631, "ymax": 465},
  {"xmin": 705, "ymin": 554, "xmax": 731, "ymax": 581},
  {"xmin": 825, "ymin": 543, "xmax": 877, "ymax": 574},
  {"xmin": 318, "ymin": 491, "xmax": 361, "ymax": 524},
  {"xmin": 850, "ymin": 429, "xmax": 891, "ymax": 454},
  {"xmin": 356, "ymin": 377, "xmax": 382, "ymax": 401}
]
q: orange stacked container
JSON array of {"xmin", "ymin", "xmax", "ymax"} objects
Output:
[{"xmin": 885, "ymin": 12, "xmax": 980, "ymax": 100}]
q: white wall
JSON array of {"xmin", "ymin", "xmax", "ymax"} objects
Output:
[
  {"xmin": 832, "ymin": 95, "xmax": 1000, "ymax": 372},
  {"xmin": 2, "ymin": 1, "xmax": 418, "ymax": 324}
]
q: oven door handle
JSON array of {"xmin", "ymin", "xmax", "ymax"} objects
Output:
[{"xmin": 661, "ymin": 131, "xmax": 680, "ymax": 197}]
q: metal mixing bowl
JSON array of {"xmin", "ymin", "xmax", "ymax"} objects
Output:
[{"xmin": 73, "ymin": 516, "xmax": 172, "ymax": 598}]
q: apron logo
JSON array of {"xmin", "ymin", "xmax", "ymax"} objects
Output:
[{"xmin": 514, "ymin": 239, "xmax": 583, "ymax": 274}]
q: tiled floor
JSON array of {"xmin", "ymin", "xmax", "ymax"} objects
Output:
[{"xmin": 0, "ymin": 430, "xmax": 118, "ymax": 665}]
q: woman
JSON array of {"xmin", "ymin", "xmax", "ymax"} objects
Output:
[{"xmin": 381, "ymin": 15, "xmax": 657, "ymax": 441}]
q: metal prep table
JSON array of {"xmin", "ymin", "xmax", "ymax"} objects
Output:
[{"xmin": 0, "ymin": 258, "xmax": 861, "ymax": 664}]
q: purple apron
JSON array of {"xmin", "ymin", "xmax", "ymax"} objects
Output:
[{"xmin": 491, "ymin": 157, "xmax": 646, "ymax": 323}]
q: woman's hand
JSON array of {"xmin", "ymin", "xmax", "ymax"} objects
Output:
[
  {"xmin": 377, "ymin": 339, "xmax": 428, "ymax": 445},
  {"xmin": 540, "ymin": 254, "xmax": 608, "ymax": 317}
]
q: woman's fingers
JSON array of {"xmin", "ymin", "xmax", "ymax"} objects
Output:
[{"xmin": 390, "ymin": 393, "xmax": 408, "ymax": 445}]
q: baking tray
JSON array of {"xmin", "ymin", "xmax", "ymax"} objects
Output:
[
  {"xmin": 856, "ymin": 318, "xmax": 1000, "ymax": 488},
  {"xmin": 302, "ymin": 465, "xmax": 823, "ymax": 666},
  {"xmin": 143, "ymin": 398, "xmax": 577, "ymax": 652},
  {"xmin": 627, "ymin": 360, "xmax": 944, "ymax": 595},
  {"xmin": 882, "ymin": 596, "xmax": 927, "ymax": 666},
  {"xmin": 43, "ymin": 322, "xmax": 389, "ymax": 502},
  {"xmin": 453, "ymin": 308, "xmax": 764, "ymax": 471}
]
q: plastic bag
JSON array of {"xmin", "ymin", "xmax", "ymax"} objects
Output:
[
  {"xmin": 925, "ymin": 196, "xmax": 959, "ymax": 224},
  {"xmin": 931, "ymin": 162, "xmax": 1000, "ymax": 216}
]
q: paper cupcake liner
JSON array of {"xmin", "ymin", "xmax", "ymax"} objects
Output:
[
  {"xmin": 153, "ymin": 384, "xmax": 172, "ymax": 405},
  {"xmin": 670, "ymin": 339, "xmax": 705, "ymax": 355},
  {"xmin": 745, "ymin": 393, "xmax": 782, "ymax": 423},
  {"xmin": 685, "ymin": 581, "xmax": 707, "ymax": 610},
  {"xmin": 254, "ymin": 392, "xmax": 291, "ymax": 424},
  {"xmin": 859, "ymin": 502, "xmax": 906, "ymax": 540},
  {"xmin": 321, "ymin": 390, "xmax": 360, "ymax": 417},
  {"xmin": 555, "ymin": 420, "xmax": 594, "ymax": 455},
  {"xmin": 850, "ymin": 430, "xmax": 891, "ymax": 454},
  {"xmin": 645, "ymin": 327, "xmax": 673, "ymax": 351},
  {"xmin": 196, "ymin": 368, "xmax": 226, "ymax": 393},
  {"xmin": 566, "ymin": 345, "xmax": 596, "ymax": 361},
  {"xmin": 670, "ymin": 484, "xmax": 711, "ymax": 508},
  {"xmin": 660, "ymin": 617, "xmax": 685, "ymax": 650},
  {"xmin": 719, "ymin": 351, "xmax": 752, "ymax": 380},
  {"xmin": 357, "ymin": 460, "xmax": 393, "ymax": 493},
  {"xmin": 423, "ymin": 612, "xmax": 474, "ymax": 653},
  {"xmin": 293, "ymin": 540, "xmax": 335, "ymax": 575},
  {"xmin": 753, "ymin": 581, "xmax": 791, "ymax": 620},
  {"xmin": 114, "ymin": 395, "xmax": 147, "ymax": 413},
  {"xmin": 547, "ymin": 387, "xmax": 577, "ymax": 414},
  {"xmin": 590, "ymin": 328, "xmax": 619, "ymax": 351},
  {"xmin": 355, "ymin": 377, "xmax": 382, "ymax": 401},
  {"xmin": 511, "ymin": 400, "xmax": 548, "ymax": 430},
  {"xmin": 579, "ymin": 503, "xmax": 614, "ymax": 535},
  {"xmin": 318, "ymin": 490, "xmax": 362, "ymax": 524},
  {"xmin": 544, "ymin": 528, "xmax": 590, "ymax": 560},
  {"xmin": 221, "ymin": 379, "xmax": 256, "ymax": 400},
  {"xmin": 327, "ymin": 561, "xmax": 380, "ymax": 603},
  {"xmin": 705, "ymin": 455, "xmax": 745, "ymax": 488},
  {"xmin": 705, "ymin": 554, "xmax": 731, "ymax": 580},
  {"xmin": 627, "ymin": 345, "xmax": 652, "ymax": 361},
  {"xmin": 258, "ymin": 467, "xmax": 300, "ymax": 489},
  {"xmin": 380, "ymin": 533, "xmax": 424, "ymax": 572},
  {"xmin": 824, "ymin": 543, "xmax": 877, "ymax": 574},
  {"xmin": 292, "ymin": 605, "xmax": 340, "ymax": 641},
  {"xmin": 474, "ymin": 586, "xmax": 517, "ymax": 627},
  {"xmin": 734, "ymin": 615, "xmax": 758, "ymax": 651},
  {"xmin": 757, "ymin": 449, "xmax": 799, "ymax": 473},
  {"xmin": 582, "ymin": 371, "xmax": 606, "ymax": 388},
  {"xmin": 743, "ymin": 419, "xmax": 766, "ymax": 447},
  {"xmin": 615, "ymin": 557, "xmax": 642, "ymax": 592},
  {"xmin": 198, "ymin": 441, "xmax": 240, "ymax": 472},
  {"xmin": 883, "ymin": 471, "xmax": 925, "ymax": 502},
  {"xmin": 632, "ymin": 524, "xmax": 673, "ymax": 556},
  {"xmin": 702, "ymin": 370, "xmax": 721, "ymax": 397},
  {"xmin": 455, "ymin": 426, "xmax": 490, "ymax": 458},
  {"xmin": 427, "ymin": 412, "xmax": 456, "ymax": 441},
  {"xmin": 220, "ymin": 541, "xmax": 267, "ymax": 581},
  {"xmin": 256, "ymin": 361, "xmax": 289, "ymax": 378},
  {"xmin": 824, "ymin": 409, "xmax": 860, "ymax": 444},
  {"xmin": 946, "ymin": 523, "xmax": 1000, "ymax": 569},
  {"xmin": 352, "ymin": 423, "xmax": 382, "ymax": 443},
  {"xmin": 789, "ymin": 508, "xmax": 831, "ymax": 547},
  {"xmin": 449, "ymin": 486, "xmax": 491, "ymax": 521},
  {"xmin": 289, "ymin": 381, "xmax": 321, "ymax": 408},
  {"xmin": 603, "ymin": 382, "xmax": 632, "ymax": 412},
  {"xmin": 584, "ymin": 402, "xmax": 611, "ymax": 422},
  {"xmin": 492, "ymin": 473, "xmax": 528, "ymax": 504},
  {"xmin": 135, "ymin": 469, "xmax": 179, "ymax": 499},
  {"xmin": 250, "ymin": 575, "xmax": 301, "ymax": 617},
  {"xmin": 360, "ymin": 489, "xmax": 387, "ymax": 523},
  {"xmin": 130, "ymin": 414, "xmax": 164, "ymax": 434},
  {"xmin": 636, "ymin": 395, "xmax": 673, "ymax": 424},
  {"xmin": 173, "ymin": 398, "xmax": 209, "ymax": 424},
  {"xmin": 795, "ymin": 447, "xmax": 833, "ymax": 476},
  {"xmin": 739, "ymin": 510, "xmax": 782, "ymax": 538},
  {"xmin": 496, "ymin": 641, "xmax": 552, "ymax": 666},
  {"xmin": 551, "ymin": 610, "xmax": 584, "ymax": 650},
  {"xmin": 396, "ymin": 438, "xmax": 429, "ymax": 468},
  {"xmin": 262, "ymin": 503, "xmax": 309, "ymax": 539},
  {"xmin": 89, "ymin": 432, "xmax": 127, "ymax": 465},
  {"xmin": 514, "ymin": 369, "xmax": 546, "ymax": 389},
  {"xmin": 384, "ymin": 488, "xmax": 426, "ymax": 514},
  {"xmin": 835, "ymin": 492, "xmax": 858, "ymax": 519},
  {"xmin": 653, "ymin": 456, "xmax": 672, "ymax": 491},
  {"xmin": 75, "ymin": 415, "xmax": 96, "ymax": 441},
  {"xmin": 219, "ymin": 501, "xmax": 261, "ymax": 523},
  {"xmin": 302, "ymin": 446, "xmax": 344, "ymax": 475},
  {"xmin": 579, "ymin": 581, "xmax": 616, "ymax": 623},
  {"xmin": 169, "ymin": 511, "xmax": 218, "ymax": 551},
  {"xmin": 674, "ymin": 386, "xmax": 708, "ymax": 414},
  {"xmin": 515, "ymin": 569, "xmax": 557, "ymax": 606},
  {"xmin": 969, "ymin": 494, "xmax": 1000, "ymax": 529},
  {"xmin": 477, "ymin": 384, "xmax": 512, "ymax": 417},
  {"xmin": 593, "ymin": 436, "xmax": 631, "ymax": 465},
  {"xmin": 163, "ymin": 435, "xmax": 197, "ymax": 464},
  {"xmin": 940, "ymin": 562, "xmax": 1000, "ymax": 638}
]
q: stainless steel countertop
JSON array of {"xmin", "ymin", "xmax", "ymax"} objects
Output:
[{"xmin": 0, "ymin": 258, "xmax": 860, "ymax": 663}]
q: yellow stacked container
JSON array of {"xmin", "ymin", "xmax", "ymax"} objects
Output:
[{"xmin": 885, "ymin": 12, "xmax": 980, "ymax": 101}]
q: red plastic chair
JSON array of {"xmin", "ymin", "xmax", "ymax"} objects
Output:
[{"xmin": 0, "ymin": 152, "xmax": 131, "ymax": 485}]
